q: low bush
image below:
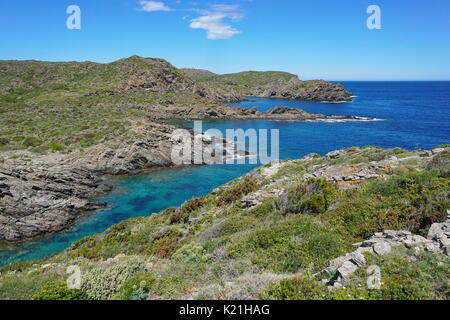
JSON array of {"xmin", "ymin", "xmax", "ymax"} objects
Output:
[
  {"xmin": 173, "ymin": 243, "xmax": 211, "ymax": 264},
  {"xmin": 81, "ymin": 258, "xmax": 145, "ymax": 300},
  {"xmin": 227, "ymin": 215, "xmax": 346, "ymax": 273},
  {"xmin": 32, "ymin": 282, "xmax": 88, "ymax": 300},
  {"xmin": 22, "ymin": 136, "xmax": 42, "ymax": 147},
  {"xmin": 260, "ymin": 275, "xmax": 326, "ymax": 300},
  {"xmin": 149, "ymin": 236, "xmax": 181, "ymax": 258},
  {"xmin": 278, "ymin": 178, "xmax": 336, "ymax": 215},
  {"xmin": 0, "ymin": 137, "xmax": 9, "ymax": 145},
  {"xmin": 216, "ymin": 177, "xmax": 259, "ymax": 206},
  {"xmin": 115, "ymin": 274, "xmax": 156, "ymax": 300},
  {"xmin": 181, "ymin": 197, "xmax": 206, "ymax": 214}
]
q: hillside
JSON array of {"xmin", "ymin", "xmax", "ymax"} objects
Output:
[
  {"xmin": 0, "ymin": 56, "xmax": 354, "ymax": 154},
  {"xmin": 196, "ymin": 71, "xmax": 298, "ymax": 87},
  {"xmin": 0, "ymin": 56, "xmax": 197, "ymax": 93},
  {"xmin": 1, "ymin": 145, "xmax": 448, "ymax": 300},
  {"xmin": 0, "ymin": 56, "xmax": 224, "ymax": 154}
]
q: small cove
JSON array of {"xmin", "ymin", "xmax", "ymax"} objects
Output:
[{"xmin": 1, "ymin": 81, "xmax": 449, "ymax": 267}]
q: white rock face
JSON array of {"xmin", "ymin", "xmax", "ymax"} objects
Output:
[
  {"xmin": 337, "ymin": 261, "xmax": 358, "ymax": 278},
  {"xmin": 373, "ymin": 241, "xmax": 392, "ymax": 256}
]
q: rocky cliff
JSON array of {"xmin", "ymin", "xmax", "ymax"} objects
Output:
[{"xmin": 183, "ymin": 69, "xmax": 353, "ymax": 102}]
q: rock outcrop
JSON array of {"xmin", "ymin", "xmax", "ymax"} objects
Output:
[
  {"xmin": 322, "ymin": 210, "xmax": 450, "ymax": 288},
  {"xmin": 0, "ymin": 120, "xmax": 237, "ymax": 242}
]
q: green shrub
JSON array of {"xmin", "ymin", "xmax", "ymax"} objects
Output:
[
  {"xmin": 324, "ymin": 170, "xmax": 450, "ymax": 239},
  {"xmin": 22, "ymin": 136, "xmax": 42, "ymax": 147},
  {"xmin": 32, "ymin": 282, "xmax": 88, "ymax": 300},
  {"xmin": 260, "ymin": 275, "xmax": 326, "ymax": 300},
  {"xmin": 0, "ymin": 137, "xmax": 9, "ymax": 145},
  {"xmin": 173, "ymin": 243, "xmax": 211, "ymax": 264},
  {"xmin": 278, "ymin": 178, "xmax": 336, "ymax": 215},
  {"xmin": 81, "ymin": 258, "xmax": 145, "ymax": 300},
  {"xmin": 216, "ymin": 177, "xmax": 259, "ymax": 206},
  {"xmin": 115, "ymin": 274, "xmax": 156, "ymax": 300},
  {"xmin": 0, "ymin": 272, "xmax": 64, "ymax": 300},
  {"xmin": 227, "ymin": 215, "xmax": 346, "ymax": 273},
  {"xmin": 46, "ymin": 141, "xmax": 65, "ymax": 151}
]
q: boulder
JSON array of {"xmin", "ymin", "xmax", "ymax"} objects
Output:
[
  {"xmin": 337, "ymin": 261, "xmax": 358, "ymax": 278},
  {"xmin": 427, "ymin": 222, "xmax": 450, "ymax": 240},
  {"xmin": 350, "ymin": 251, "xmax": 366, "ymax": 267},
  {"xmin": 373, "ymin": 241, "xmax": 391, "ymax": 256}
]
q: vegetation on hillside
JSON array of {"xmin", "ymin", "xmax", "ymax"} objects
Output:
[
  {"xmin": 0, "ymin": 56, "xmax": 213, "ymax": 153},
  {"xmin": 192, "ymin": 70, "xmax": 299, "ymax": 95},
  {"xmin": 0, "ymin": 146, "xmax": 448, "ymax": 300},
  {"xmin": 180, "ymin": 68, "xmax": 216, "ymax": 80}
]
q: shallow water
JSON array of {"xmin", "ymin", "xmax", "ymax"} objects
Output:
[{"xmin": 1, "ymin": 81, "xmax": 449, "ymax": 266}]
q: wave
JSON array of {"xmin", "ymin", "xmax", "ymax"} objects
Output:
[
  {"xmin": 307, "ymin": 117, "xmax": 384, "ymax": 123},
  {"xmin": 320, "ymin": 100, "xmax": 353, "ymax": 104}
]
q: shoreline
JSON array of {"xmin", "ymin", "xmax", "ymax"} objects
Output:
[{"xmin": 0, "ymin": 100, "xmax": 378, "ymax": 244}]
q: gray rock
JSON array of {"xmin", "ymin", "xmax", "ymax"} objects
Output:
[
  {"xmin": 356, "ymin": 246, "xmax": 373, "ymax": 255},
  {"xmin": 402, "ymin": 235, "xmax": 430, "ymax": 248},
  {"xmin": 427, "ymin": 222, "xmax": 450, "ymax": 240},
  {"xmin": 350, "ymin": 251, "xmax": 366, "ymax": 267},
  {"xmin": 337, "ymin": 261, "xmax": 358, "ymax": 278},
  {"xmin": 438, "ymin": 235, "xmax": 450, "ymax": 248},
  {"xmin": 373, "ymin": 241, "xmax": 391, "ymax": 256},
  {"xmin": 326, "ymin": 150, "xmax": 343, "ymax": 159},
  {"xmin": 328, "ymin": 254, "xmax": 352, "ymax": 271},
  {"xmin": 332, "ymin": 282, "xmax": 343, "ymax": 289},
  {"xmin": 432, "ymin": 148, "xmax": 445, "ymax": 154},
  {"xmin": 374, "ymin": 232, "xmax": 384, "ymax": 238},
  {"xmin": 425, "ymin": 242, "xmax": 441, "ymax": 253}
]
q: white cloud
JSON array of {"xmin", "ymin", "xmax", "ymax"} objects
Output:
[
  {"xmin": 189, "ymin": 5, "xmax": 243, "ymax": 40},
  {"xmin": 138, "ymin": 1, "xmax": 243, "ymax": 40},
  {"xmin": 140, "ymin": 1, "xmax": 173, "ymax": 12}
]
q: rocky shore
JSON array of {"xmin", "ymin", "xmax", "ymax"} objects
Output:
[
  {"xmin": 151, "ymin": 105, "xmax": 373, "ymax": 122},
  {"xmin": 0, "ymin": 106, "xmax": 376, "ymax": 242},
  {"xmin": 0, "ymin": 120, "xmax": 230, "ymax": 242},
  {"xmin": 250, "ymin": 79, "xmax": 353, "ymax": 102}
]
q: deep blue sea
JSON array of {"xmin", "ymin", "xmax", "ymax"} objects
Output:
[{"xmin": 1, "ymin": 81, "xmax": 449, "ymax": 266}]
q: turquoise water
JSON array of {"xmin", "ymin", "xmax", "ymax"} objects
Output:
[{"xmin": 1, "ymin": 81, "xmax": 449, "ymax": 266}]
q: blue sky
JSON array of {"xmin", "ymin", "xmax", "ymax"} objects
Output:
[{"xmin": 0, "ymin": 0, "xmax": 449, "ymax": 80}]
